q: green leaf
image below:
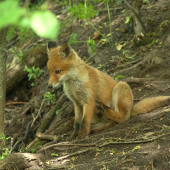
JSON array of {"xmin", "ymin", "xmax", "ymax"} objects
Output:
[
  {"xmin": 56, "ymin": 109, "xmax": 60, "ymax": 115},
  {"xmin": 116, "ymin": 75, "xmax": 124, "ymax": 79},
  {"xmin": 116, "ymin": 0, "xmax": 123, "ymax": 5},
  {"xmin": 51, "ymin": 153, "xmax": 58, "ymax": 156},
  {"xmin": 31, "ymin": 82, "xmax": 35, "ymax": 86},
  {"xmin": 69, "ymin": 3, "xmax": 97, "ymax": 20},
  {"xmin": 31, "ymin": 149, "xmax": 36, "ymax": 153},
  {"xmin": 0, "ymin": 133, "xmax": 5, "ymax": 140},
  {"xmin": 125, "ymin": 17, "xmax": 130, "ymax": 24},
  {"xmin": 7, "ymin": 26, "xmax": 16, "ymax": 41},
  {"xmin": 68, "ymin": 33, "xmax": 77, "ymax": 45},
  {"xmin": 30, "ymin": 11, "xmax": 59, "ymax": 39},
  {"xmin": 0, "ymin": 0, "xmax": 25, "ymax": 29}
]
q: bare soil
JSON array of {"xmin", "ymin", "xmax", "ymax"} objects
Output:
[{"xmin": 3, "ymin": 0, "xmax": 170, "ymax": 169}]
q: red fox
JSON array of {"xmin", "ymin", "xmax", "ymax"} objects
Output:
[{"xmin": 47, "ymin": 41, "xmax": 170, "ymax": 140}]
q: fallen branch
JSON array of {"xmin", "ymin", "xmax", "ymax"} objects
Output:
[
  {"xmin": 6, "ymin": 102, "xmax": 28, "ymax": 105},
  {"xmin": 36, "ymin": 132, "xmax": 58, "ymax": 141},
  {"xmin": 123, "ymin": 77, "xmax": 156, "ymax": 84}
]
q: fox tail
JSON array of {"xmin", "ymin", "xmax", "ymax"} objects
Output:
[{"xmin": 131, "ymin": 96, "xmax": 170, "ymax": 117}]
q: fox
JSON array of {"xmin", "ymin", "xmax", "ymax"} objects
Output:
[{"xmin": 47, "ymin": 41, "xmax": 170, "ymax": 140}]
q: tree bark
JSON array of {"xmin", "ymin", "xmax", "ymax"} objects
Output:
[
  {"xmin": 0, "ymin": 27, "xmax": 7, "ymax": 155},
  {"xmin": 123, "ymin": 0, "xmax": 146, "ymax": 36}
]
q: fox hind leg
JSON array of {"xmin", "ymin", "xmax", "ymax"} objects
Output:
[{"xmin": 103, "ymin": 81, "xmax": 133, "ymax": 123}]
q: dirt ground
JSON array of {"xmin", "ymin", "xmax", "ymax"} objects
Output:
[{"xmin": 3, "ymin": 0, "xmax": 170, "ymax": 169}]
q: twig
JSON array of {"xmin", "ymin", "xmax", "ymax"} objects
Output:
[
  {"xmin": 23, "ymin": 120, "xmax": 33, "ymax": 142},
  {"xmin": 36, "ymin": 132, "xmax": 58, "ymax": 141},
  {"xmin": 30, "ymin": 100, "xmax": 44, "ymax": 129},
  {"xmin": 53, "ymin": 148, "xmax": 93, "ymax": 161},
  {"xmin": 21, "ymin": 105, "xmax": 31, "ymax": 115},
  {"xmin": 6, "ymin": 102, "xmax": 28, "ymax": 105},
  {"xmin": 37, "ymin": 142, "xmax": 96, "ymax": 153},
  {"xmin": 111, "ymin": 58, "xmax": 143, "ymax": 70},
  {"xmin": 37, "ymin": 131, "xmax": 170, "ymax": 154},
  {"xmin": 11, "ymin": 139, "xmax": 23, "ymax": 153},
  {"xmin": 115, "ymin": 59, "xmax": 143, "ymax": 75},
  {"xmin": 123, "ymin": 77, "xmax": 156, "ymax": 84},
  {"xmin": 27, "ymin": 138, "xmax": 39, "ymax": 149}
]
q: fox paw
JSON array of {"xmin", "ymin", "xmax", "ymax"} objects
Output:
[
  {"xmin": 76, "ymin": 133, "xmax": 89, "ymax": 140},
  {"xmin": 66, "ymin": 132, "xmax": 78, "ymax": 141}
]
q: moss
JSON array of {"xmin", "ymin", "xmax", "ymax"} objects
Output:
[
  {"xmin": 29, "ymin": 139, "xmax": 45, "ymax": 151},
  {"xmin": 37, "ymin": 118, "xmax": 50, "ymax": 133}
]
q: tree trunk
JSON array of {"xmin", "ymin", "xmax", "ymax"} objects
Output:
[
  {"xmin": 132, "ymin": 0, "xmax": 146, "ymax": 36},
  {"xmin": 123, "ymin": 0, "xmax": 146, "ymax": 36},
  {"xmin": 0, "ymin": 27, "xmax": 7, "ymax": 155}
]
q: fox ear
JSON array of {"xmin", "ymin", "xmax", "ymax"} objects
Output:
[
  {"xmin": 47, "ymin": 41, "xmax": 57, "ymax": 56},
  {"xmin": 59, "ymin": 44, "xmax": 72, "ymax": 59},
  {"xmin": 47, "ymin": 41, "xmax": 57, "ymax": 49}
]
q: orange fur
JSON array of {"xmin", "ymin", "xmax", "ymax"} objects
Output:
[{"xmin": 47, "ymin": 41, "xmax": 170, "ymax": 140}]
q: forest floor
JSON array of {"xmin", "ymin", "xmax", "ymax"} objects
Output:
[{"xmin": 3, "ymin": 0, "xmax": 170, "ymax": 169}]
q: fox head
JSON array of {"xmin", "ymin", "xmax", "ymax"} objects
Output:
[{"xmin": 47, "ymin": 41, "xmax": 74, "ymax": 88}]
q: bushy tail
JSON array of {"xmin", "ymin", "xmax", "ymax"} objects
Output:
[{"xmin": 131, "ymin": 96, "xmax": 170, "ymax": 117}]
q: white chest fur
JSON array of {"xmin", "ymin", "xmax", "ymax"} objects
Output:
[{"xmin": 63, "ymin": 77, "xmax": 89, "ymax": 105}]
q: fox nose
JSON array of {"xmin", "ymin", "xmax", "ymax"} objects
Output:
[{"xmin": 48, "ymin": 85, "xmax": 52, "ymax": 89}]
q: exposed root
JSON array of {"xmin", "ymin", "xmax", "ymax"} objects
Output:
[{"xmin": 124, "ymin": 77, "xmax": 156, "ymax": 84}]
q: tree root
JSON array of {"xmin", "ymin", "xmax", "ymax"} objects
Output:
[
  {"xmin": 36, "ymin": 132, "xmax": 58, "ymax": 141},
  {"xmin": 123, "ymin": 77, "xmax": 156, "ymax": 84},
  {"xmin": 114, "ymin": 60, "xmax": 143, "ymax": 76},
  {"xmin": 0, "ymin": 153, "xmax": 46, "ymax": 170}
]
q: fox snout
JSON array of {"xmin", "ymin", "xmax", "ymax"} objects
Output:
[{"xmin": 48, "ymin": 85, "xmax": 53, "ymax": 89}]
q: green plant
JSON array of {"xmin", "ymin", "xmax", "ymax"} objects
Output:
[
  {"xmin": 87, "ymin": 37, "xmax": 96, "ymax": 54},
  {"xmin": 0, "ymin": 0, "xmax": 59, "ymax": 39},
  {"xmin": 96, "ymin": 148, "xmax": 103, "ymax": 151},
  {"xmin": 31, "ymin": 149, "xmax": 36, "ymax": 153},
  {"xmin": 24, "ymin": 65, "xmax": 44, "ymax": 86},
  {"xmin": 68, "ymin": 33, "xmax": 96, "ymax": 54},
  {"xmin": 143, "ymin": 0, "xmax": 150, "ymax": 5},
  {"xmin": 115, "ymin": 75, "xmax": 124, "ymax": 81},
  {"xmin": 17, "ymin": 27, "xmax": 36, "ymax": 42},
  {"xmin": 160, "ymin": 20, "xmax": 169, "ymax": 31},
  {"xmin": 113, "ymin": 73, "xmax": 124, "ymax": 81},
  {"xmin": 0, "ymin": 133, "xmax": 11, "ymax": 160},
  {"xmin": 10, "ymin": 46, "xmax": 24, "ymax": 62},
  {"xmin": 147, "ymin": 39, "xmax": 158, "ymax": 48},
  {"xmin": 105, "ymin": 0, "xmax": 112, "ymax": 43},
  {"xmin": 69, "ymin": 2, "xmax": 103, "ymax": 37},
  {"xmin": 97, "ymin": 64, "xmax": 103, "ymax": 69},
  {"xmin": 68, "ymin": 33, "xmax": 78, "ymax": 45},
  {"xmin": 55, "ymin": 109, "xmax": 60, "ymax": 116},
  {"xmin": 51, "ymin": 153, "xmax": 58, "ymax": 156},
  {"xmin": 122, "ymin": 50, "xmax": 136, "ymax": 60},
  {"xmin": 44, "ymin": 92, "xmax": 56, "ymax": 103}
]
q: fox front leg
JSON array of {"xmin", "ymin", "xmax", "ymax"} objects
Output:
[
  {"xmin": 67, "ymin": 103, "xmax": 83, "ymax": 141},
  {"xmin": 76, "ymin": 102, "xmax": 95, "ymax": 140}
]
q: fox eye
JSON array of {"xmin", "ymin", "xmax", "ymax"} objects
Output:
[{"xmin": 55, "ymin": 70, "xmax": 61, "ymax": 74}]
